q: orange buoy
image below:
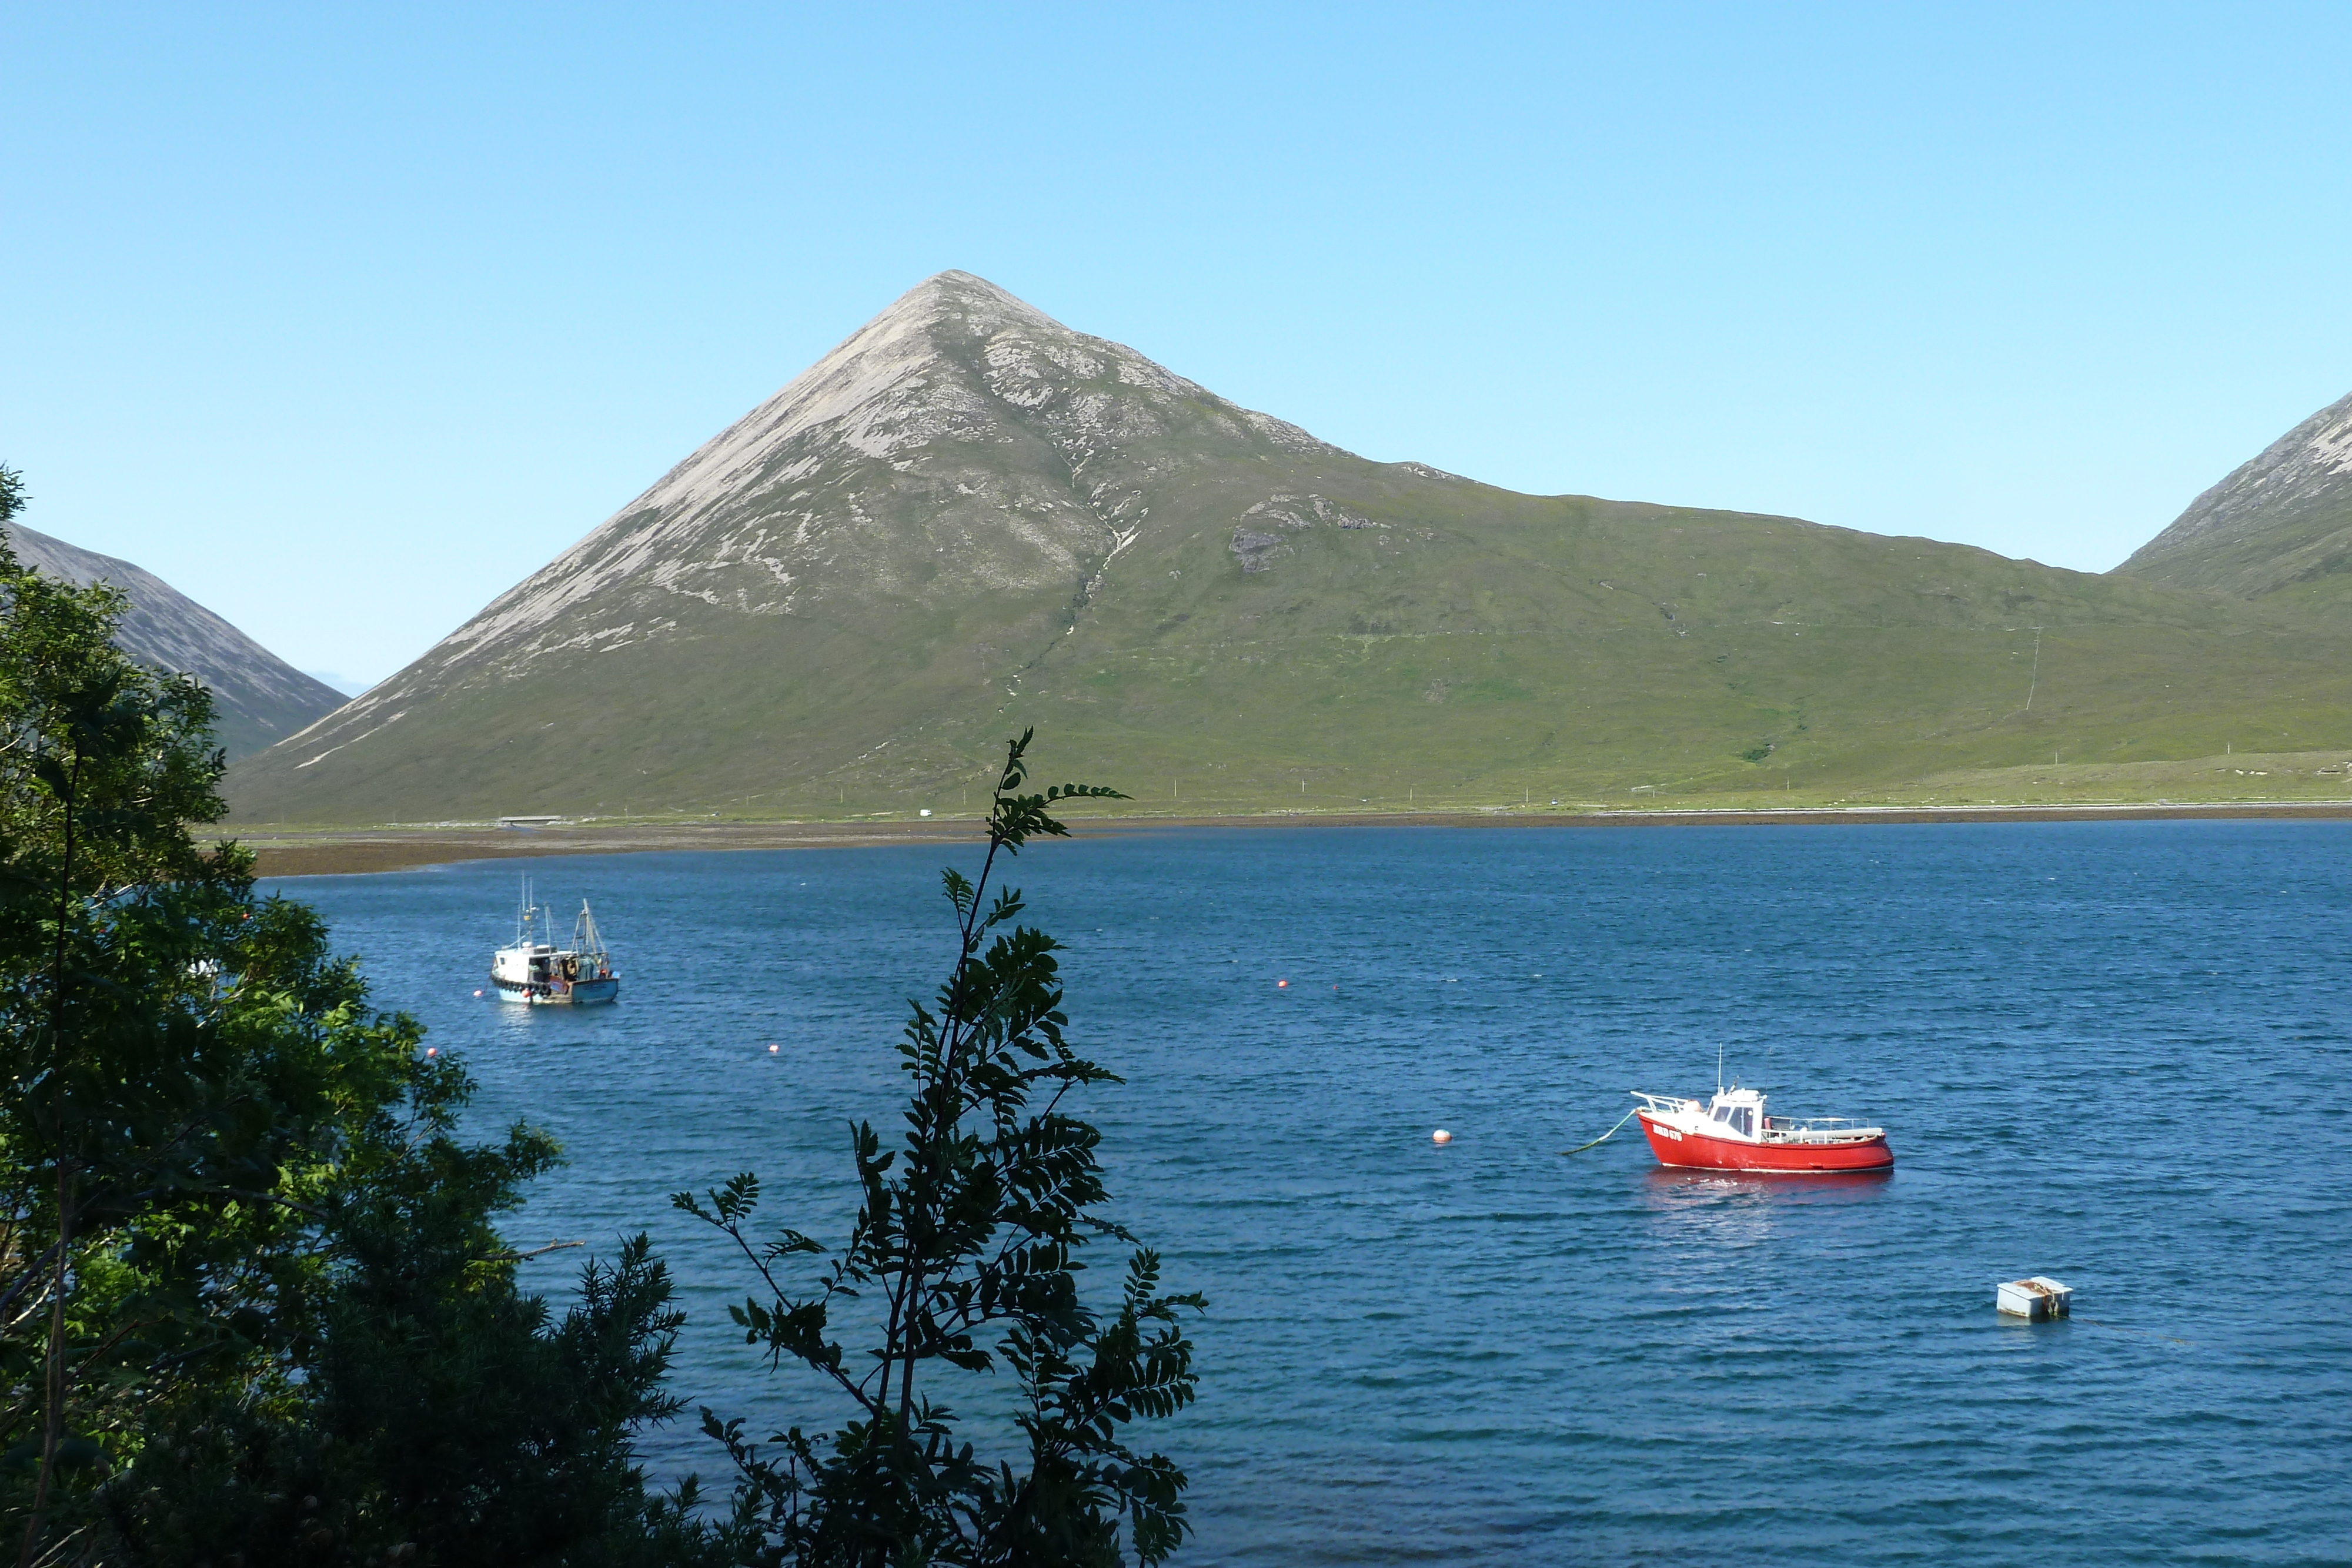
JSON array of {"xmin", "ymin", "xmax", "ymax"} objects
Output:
[
  {"xmin": 1431, "ymin": 1129, "xmax": 1452, "ymax": 1145},
  {"xmin": 425, "ymin": 1047, "xmax": 437, "ymax": 1058},
  {"xmin": 1277, "ymin": 979, "xmax": 1288, "ymax": 988},
  {"xmin": 473, "ymin": 989, "xmax": 483, "ymax": 997}
]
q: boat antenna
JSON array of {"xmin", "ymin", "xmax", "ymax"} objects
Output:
[{"xmin": 1717, "ymin": 1042, "xmax": 1725, "ymax": 1094}]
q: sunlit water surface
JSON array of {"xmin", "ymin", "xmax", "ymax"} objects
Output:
[{"xmin": 271, "ymin": 821, "xmax": 2352, "ymax": 1565}]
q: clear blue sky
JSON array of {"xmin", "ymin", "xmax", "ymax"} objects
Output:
[{"xmin": 6, "ymin": 3, "xmax": 2350, "ymax": 690}]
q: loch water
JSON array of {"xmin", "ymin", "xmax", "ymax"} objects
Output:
[{"xmin": 272, "ymin": 820, "xmax": 2352, "ymax": 1566}]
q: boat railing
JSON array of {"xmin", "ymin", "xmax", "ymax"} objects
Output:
[
  {"xmin": 1631, "ymin": 1091, "xmax": 1698, "ymax": 1115},
  {"xmin": 1762, "ymin": 1116, "xmax": 1884, "ymax": 1143}
]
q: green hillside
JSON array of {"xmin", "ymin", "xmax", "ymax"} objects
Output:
[
  {"xmin": 223, "ymin": 275, "xmax": 2352, "ymax": 825},
  {"xmin": 2120, "ymin": 494, "xmax": 2352, "ymax": 620},
  {"xmin": 972, "ymin": 488, "xmax": 2352, "ymax": 813}
]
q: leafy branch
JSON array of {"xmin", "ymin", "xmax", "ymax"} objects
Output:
[{"xmin": 677, "ymin": 730, "xmax": 1202, "ymax": 1566}]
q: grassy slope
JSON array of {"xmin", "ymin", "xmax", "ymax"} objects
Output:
[
  {"xmin": 967, "ymin": 476, "xmax": 2352, "ymax": 813},
  {"xmin": 2117, "ymin": 493, "xmax": 2352, "ymax": 619},
  {"xmin": 225, "ymin": 464, "xmax": 2352, "ymax": 824}
]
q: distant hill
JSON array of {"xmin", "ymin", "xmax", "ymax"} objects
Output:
[
  {"xmin": 225, "ymin": 273, "xmax": 2352, "ymax": 824},
  {"xmin": 5, "ymin": 521, "xmax": 346, "ymax": 761},
  {"xmin": 2117, "ymin": 389, "xmax": 2352, "ymax": 614}
]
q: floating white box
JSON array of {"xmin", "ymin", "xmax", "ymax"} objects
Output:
[{"xmin": 1996, "ymin": 1276, "xmax": 2073, "ymax": 1320}]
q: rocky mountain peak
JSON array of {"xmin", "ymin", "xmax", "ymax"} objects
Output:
[
  {"xmin": 2121, "ymin": 388, "xmax": 2352, "ymax": 592},
  {"xmin": 232, "ymin": 270, "xmax": 1365, "ymax": 806},
  {"xmin": 385, "ymin": 273, "xmax": 1341, "ymax": 678}
]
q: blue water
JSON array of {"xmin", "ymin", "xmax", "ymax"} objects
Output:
[{"xmin": 269, "ymin": 821, "xmax": 2352, "ymax": 1566}]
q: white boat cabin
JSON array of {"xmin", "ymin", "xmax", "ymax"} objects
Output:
[
  {"xmin": 1633, "ymin": 1087, "xmax": 1883, "ymax": 1146},
  {"xmin": 491, "ymin": 940, "xmax": 594, "ymax": 991}
]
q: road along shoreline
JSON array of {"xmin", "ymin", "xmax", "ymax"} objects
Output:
[{"xmin": 232, "ymin": 799, "xmax": 2352, "ymax": 878}]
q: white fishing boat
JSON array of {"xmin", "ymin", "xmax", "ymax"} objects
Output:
[{"xmin": 489, "ymin": 877, "xmax": 620, "ymax": 1005}]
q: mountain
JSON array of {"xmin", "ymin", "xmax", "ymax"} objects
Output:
[
  {"xmin": 225, "ymin": 272, "xmax": 2352, "ymax": 824},
  {"xmin": 4, "ymin": 521, "xmax": 347, "ymax": 761},
  {"xmin": 2117, "ymin": 389, "xmax": 2352, "ymax": 613}
]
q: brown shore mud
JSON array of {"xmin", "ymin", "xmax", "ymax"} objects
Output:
[{"xmin": 230, "ymin": 801, "xmax": 2352, "ymax": 878}]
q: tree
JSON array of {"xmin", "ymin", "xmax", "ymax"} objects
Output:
[
  {"xmin": 101, "ymin": 950, "xmax": 716, "ymax": 1566},
  {"xmin": 678, "ymin": 731, "xmax": 1204, "ymax": 1568},
  {"xmin": 0, "ymin": 503, "xmax": 253, "ymax": 1559},
  {"xmin": 0, "ymin": 482, "xmax": 706, "ymax": 1566}
]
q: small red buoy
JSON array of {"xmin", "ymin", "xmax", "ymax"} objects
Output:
[
  {"xmin": 1277, "ymin": 979, "xmax": 1288, "ymax": 988},
  {"xmin": 1431, "ymin": 1129, "xmax": 1451, "ymax": 1145}
]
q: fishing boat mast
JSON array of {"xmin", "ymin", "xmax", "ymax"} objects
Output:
[
  {"xmin": 572, "ymin": 900, "xmax": 608, "ymax": 968},
  {"xmin": 514, "ymin": 875, "xmax": 546, "ymax": 948}
]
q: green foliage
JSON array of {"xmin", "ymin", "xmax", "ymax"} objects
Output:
[
  {"xmin": 0, "ymin": 528, "xmax": 256, "ymax": 1552},
  {"xmin": 0, "ymin": 524, "xmax": 705, "ymax": 1565},
  {"xmin": 677, "ymin": 731, "xmax": 1203, "ymax": 1566},
  {"xmin": 111, "ymin": 1223, "xmax": 716, "ymax": 1568}
]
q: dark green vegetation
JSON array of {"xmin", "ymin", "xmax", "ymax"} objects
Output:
[
  {"xmin": 218, "ymin": 276, "xmax": 2352, "ymax": 825},
  {"xmin": 0, "ymin": 536, "xmax": 706, "ymax": 1565},
  {"xmin": 2118, "ymin": 388, "xmax": 2352, "ymax": 620},
  {"xmin": 0, "ymin": 467, "xmax": 346, "ymax": 762},
  {"xmin": 680, "ymin": 733, "xmax": 1202, "ymax": 1566}
]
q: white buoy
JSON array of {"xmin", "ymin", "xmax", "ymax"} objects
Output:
[
  {"xmin": 919, "ymin": 808, "xmax": 932, "ymax": 817},
  {"xmin": 768, "ymin": 1043, "xmax": 780, "ymax": 1054},
  {"xmin": 1431, "ymin": 1129, "xmax": 1452, "ymax": 1145}
]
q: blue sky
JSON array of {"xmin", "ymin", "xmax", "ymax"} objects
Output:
[{"xmin": 6, "ymin": 3, "xmax": 2350, "ymax": 690}]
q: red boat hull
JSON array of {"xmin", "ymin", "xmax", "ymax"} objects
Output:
[{"xmin": 1636, "ymin": 1111, "xmax": 1893, "ymax": 1173}]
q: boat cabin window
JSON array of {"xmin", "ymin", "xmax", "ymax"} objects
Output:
[{"xmin": 1729, "ymin": 1107, "xmax": 1754, "ymax": 1137}]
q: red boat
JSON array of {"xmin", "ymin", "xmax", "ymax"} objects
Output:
[{"xmin": 1632, "ymin": 1087, "xmax": 1893, "ymax": 1173}]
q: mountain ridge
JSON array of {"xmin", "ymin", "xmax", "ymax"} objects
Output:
[
  {"xmin": 225, "ymin": 273, "xmax": 2352, "ymax": 823},
  {"xmin": 5, "ymin": 521, "xmax": 347, "ymax": 761}
]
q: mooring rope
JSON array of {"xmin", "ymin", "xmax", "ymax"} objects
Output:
[
  {"xmin": 2072, "ymin": 1315, "xmax": 2194, "ymax": 1347},
  {"xmin": 1559, "ymin": 1105, "xmax": 1639, "ymax": 1156}
]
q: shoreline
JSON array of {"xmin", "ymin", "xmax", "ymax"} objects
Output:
[{"xmin": 234, "ymin": 798, "xmax": 2352, "ymax": 878}]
